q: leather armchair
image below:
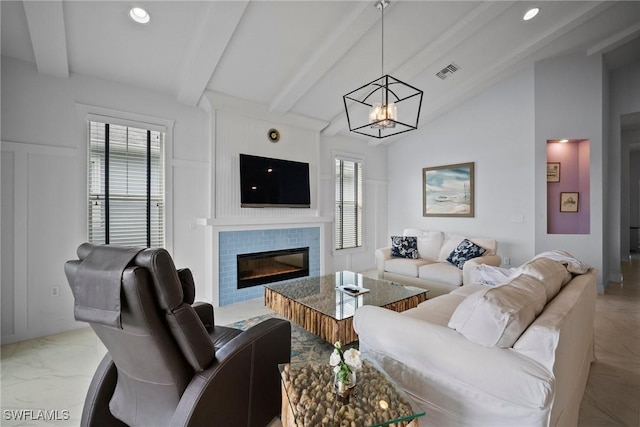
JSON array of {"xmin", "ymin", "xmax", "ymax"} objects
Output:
[{"xmin": 65, "ymin": 243, "xmax": 291, "ymax": 427}]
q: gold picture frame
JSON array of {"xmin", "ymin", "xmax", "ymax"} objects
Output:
[{"xmin": 423, "ymin": 162, "xmax": 474, "ymax": 217}]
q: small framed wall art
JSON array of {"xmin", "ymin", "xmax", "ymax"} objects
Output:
[
  {"xmin": 423, "ymin": 162, "xmax": 474, "ymax": 217},
  {"xmin": 547, "ymin": 162, "xmax": 560, "ymax": 183},
  {"xmin": 560, "ymin": 192, "xmax": 579, "ymax": 212}
]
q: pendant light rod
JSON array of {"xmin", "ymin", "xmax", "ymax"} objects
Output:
[
  {"xmin": 377, "ymin": 0, "xmax": 390, "ymax": 77},
  {"xmin": 381, "ymin": 0, "xmax": 384, "ymax": 77}
]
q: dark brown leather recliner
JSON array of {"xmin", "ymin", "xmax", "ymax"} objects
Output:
[{"xmin": 64, "ymin": 243, "xmax": 291, "ymax": 427}]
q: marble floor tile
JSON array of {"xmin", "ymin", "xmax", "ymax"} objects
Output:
[{"xmin": 578, "ymin": 257, "xmax": 640, "ymax": 427}]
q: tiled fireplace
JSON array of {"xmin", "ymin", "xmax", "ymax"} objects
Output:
[
  {"xmin": 237, "ymin": 247, "xmax": 309, "ymax": 289},
  {"xmin": 218, "ymin": 227, "xmax": 320, "ymax": 305}
]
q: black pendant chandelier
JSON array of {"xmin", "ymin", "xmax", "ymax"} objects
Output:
[{"xmin": 343, "ymin": 0, "xmax": 423, "ymax": 139}]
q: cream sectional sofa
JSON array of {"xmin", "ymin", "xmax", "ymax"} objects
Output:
[
  {"xmin": 354, "ymin": 253, "xmax": 596, "ymax": 427},
  {"xmin": 376, "ymin": 229, "xmax": 501, "ymax": 297}
]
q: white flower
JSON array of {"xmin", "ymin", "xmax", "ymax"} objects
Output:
[
  {"xmin": 329, "ymin": 349, "xmax": 341, "ymax": 367},
  {"xmin": 343, "ymin": 348, "xmax": 362, "ymax": 369}
]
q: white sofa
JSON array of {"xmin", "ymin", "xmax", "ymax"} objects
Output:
[
  {"xmin": 376, "ymin": 229, "xmax": 501, "ymax": 297},
  {"xmin": 354, "ymin": 253, "xmax": 596, "ymax": 427}
]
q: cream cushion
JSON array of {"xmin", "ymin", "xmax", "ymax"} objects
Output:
[
  {"xmin": 418, "ymin": 263, "xmax": 462, "ymax": 286},
  {"xmin": 417, "ymin": 233, "xmax": 444, "ymax": 261},
  {"xmin": 402, "ymin": 293, "xmax": 468, "ymax": 326},
  {"xmin": 403, "ymin": 229, "xmax": 443, "ymax": 261},
  {"xmin": 448, "ymin": 274, "xmax": 547, "ymax": 348},
  {"xmin": 517, "ymin": 257, "xmax": 572, "ymax": 302},
  {"xmin": 384, "ymin": 258, "xmax": 431, "ymax": 277},
  {"xmin": 437, "ymin": 233, "xmax": 465, "ymax": 262},
  {"xmin": 437, "ymin": 234, "xmax": 498, "ymax": 262},
  {"xmin": 469, "ymin": 237, "xmax": 498, "ymax": 256}
]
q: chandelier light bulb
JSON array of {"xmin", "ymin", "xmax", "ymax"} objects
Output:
[{"xmin": 369, "ymin": 102, "xmax": 397, "ymax": 129}]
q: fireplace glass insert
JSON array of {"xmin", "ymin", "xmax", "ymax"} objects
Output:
[{"xmin": 237, "ymin": 247, "xmax": 309, "ymax": 289}]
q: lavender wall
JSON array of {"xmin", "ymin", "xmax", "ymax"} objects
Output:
[{"xmin": 547, "ymin": 140, "xmax": 590, "ymax": 234}]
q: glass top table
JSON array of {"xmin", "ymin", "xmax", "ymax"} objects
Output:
[
  {"xmin": 264, "ymin": 271, "xmax": 428, "ymax": 344},
  {"xmin": 279, "ymin": 358, "xmax": 425, "ymax": 427}
]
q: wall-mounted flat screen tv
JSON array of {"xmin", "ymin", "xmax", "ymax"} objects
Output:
[{"xmin": 240, "ymin": 154, "xmax": 311, "ymax": 208}]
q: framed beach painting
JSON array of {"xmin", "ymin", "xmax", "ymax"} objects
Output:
[{"xmin": 423, "ymin": 162, "xmax": 474, "ymax": 217}]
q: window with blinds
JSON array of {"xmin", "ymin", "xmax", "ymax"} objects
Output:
[
  {"xmin": 88, "ymin": 121, "xmax": 165, "ymax": 248},
  {"xmin": 335, "ymin": 157, "xmax": 363, "ymax": 250}
]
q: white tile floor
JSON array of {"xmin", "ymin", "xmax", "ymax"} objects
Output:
[
  {"xmin": 0, "ymin": 298, "xmax": 275, "ymax": 427},
  {"xmin": 2, "ymin": 265, "xmax": 639, "ymax": 426}
]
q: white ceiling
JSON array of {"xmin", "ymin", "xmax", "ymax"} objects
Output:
[{"xmin": 3, "ymin": 0, "xmax": 640, "ymax": 145}]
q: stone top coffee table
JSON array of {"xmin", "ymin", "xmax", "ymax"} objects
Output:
[
  {"xmin": 264, "ymin": 271, "xmax": 428, "ymax": 344},
  {"xmin": 279, "ymin": 359, "xmax": 425, "ymax": 427}
]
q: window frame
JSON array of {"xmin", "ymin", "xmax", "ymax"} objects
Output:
[
  {"xmin": 76, "ymin": 104, "xmax": 174, "ymax": 251},
  {"xmin": 333, "ymin": 152, "xmax": 365, "ymax": 255},
  {"xmin": 88, "ymin": 121, "xmax": 165, "ymax": 247}
]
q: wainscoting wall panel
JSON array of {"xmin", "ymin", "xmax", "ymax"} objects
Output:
[{"xmin": 1, "ymin": 141, "xmax": 81, "ymax": 344}]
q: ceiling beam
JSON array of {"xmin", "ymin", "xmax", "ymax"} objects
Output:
[
  {"xmin": 587, "ymin": 21, "xmax": 640, "ymax": 56},
  {"xmin": 203, "ymin": 90, "xmax": 328, "ymax": 132},
  {"xmin": 409, "ymin": 1, "xmax": 614, "ymax": 140},
  {"xmin": 269, "ymin": 1, "xmax": 380, "ymax": 115},
  {"xmin": 176, "ymin": 1, "xmax": 249, "ymax": 106},
  {"xmin": 396, "ymin": 2, "xmax": 515, "ymax": 82},
  {"xmin": 331, "ymin": 0, "xmax": 613, "ymax": 145},
  {"xmin": 322, "ymin": 1, "xmax": 515, "ymax": 140},
  {"xmin": 22, "ymin": 0, "xmax": 69, "ymax": 78}
]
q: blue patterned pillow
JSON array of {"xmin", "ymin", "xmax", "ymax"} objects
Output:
[
  {"xmin": 390, "ymin": 236, "xmax": 419, "ymax": 259},
  {"xmin": 447, "ymin": 239, "xmax": 486, "ymax": 269}
]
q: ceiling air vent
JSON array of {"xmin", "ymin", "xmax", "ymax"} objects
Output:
[{"xmin": 436, "ymin": 63, "xmax": 460, "ymax": 80}]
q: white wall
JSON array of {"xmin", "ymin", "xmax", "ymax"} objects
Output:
[
  {"xmin": 319, "ymin": 134, "xmax": 388, "ymax": 273},
  {"xmin": 1, "ymin": 57, "xmax": 209, "ymax": 344},
  {"xmin": 387, "ymin": 68, "xmax": 536, "ymax": 268},
  {"xmin": 200, "ymin": 91, "xmax": 388, "ymax": 303},
  {"xmin": 0, "ymin": 57, "xmax": 389, "ymax": 342},
  {"xmin": 211, "ymin": 108, "xmax": 321, "ymax": 220},
  {"xmin": 609, "ymin": 58, "xmax": 640, "ymax": 273},
  {"xmin": 534, "ymin": 53, "xmax": 606, "ymax": 289}
]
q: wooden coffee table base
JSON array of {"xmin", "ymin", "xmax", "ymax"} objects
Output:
[{"xmin": 265, "ymin": 288, "xmax": 427, "ymax": 344}]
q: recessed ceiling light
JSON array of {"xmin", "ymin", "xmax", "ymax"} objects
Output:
[
  {"xmin": 129, "ymin": 7, "xmax": 150, "ymax": 24},
  {"xmin": 559, "ymin": 139, "xmax": 569, "ymax": 143},
  {"xmin": 523, "ymin": 7, "xmax": 540, "ymax": 21}
]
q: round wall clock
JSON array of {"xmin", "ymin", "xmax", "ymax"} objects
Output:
[{"xmin": 268, "ymin": 128, "xmax": 280, "ymax": 143}]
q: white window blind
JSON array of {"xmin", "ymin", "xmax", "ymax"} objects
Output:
[
  {"xmin": 335, "ymin": 157, "xmax": 363, "ymax": 250},
  {"xmin": 88, "ymin": 121, "xmax": 165, "ymax": 247}
]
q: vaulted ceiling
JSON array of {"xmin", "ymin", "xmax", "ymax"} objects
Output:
[{"xmin": 2, "ymin": 1, "xmax": 640, "ymax": 144}]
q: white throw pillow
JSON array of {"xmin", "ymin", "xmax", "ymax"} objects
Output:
[
  {"xmin": 448, "ymin": 274, "xmax": 547, "ymax": 348},
  {"xmin": 416, "ymin": 232, "xmax": 443, "ymax": 261}
]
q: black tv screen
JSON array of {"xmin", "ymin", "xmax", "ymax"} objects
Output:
[{"xmin": 240, "ymin": 154, "xmax": 311, "ymax": 208}]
